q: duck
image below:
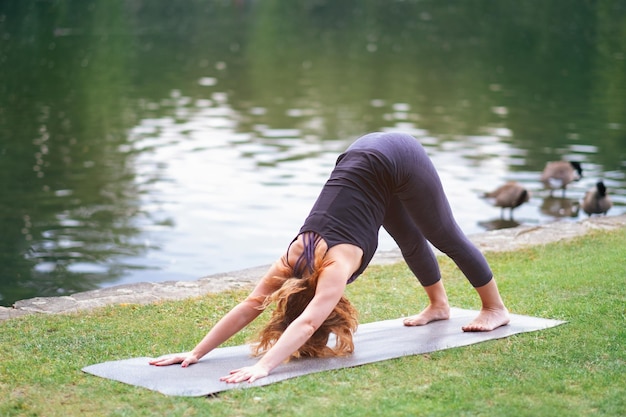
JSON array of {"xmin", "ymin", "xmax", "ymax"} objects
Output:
[
  {"xmin": 483, "ymin": 181, "xmax": 531, "ymax": 220},
  {"xmin": 540, "ymin": 161, "xmax": 583, "ymax": 196},
  {"xmin": 581, "ymin": 181, "xmax": 612, "ymax": 216}
]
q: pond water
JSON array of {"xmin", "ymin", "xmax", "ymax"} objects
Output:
[{"xmin": 1, "ymin": 1, "xmax": 625, "ymax": 306}]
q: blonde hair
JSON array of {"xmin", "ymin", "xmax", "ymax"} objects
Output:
[{"xmin": 252, "ymin": 250, "xmax": 358, "ymax": 360}]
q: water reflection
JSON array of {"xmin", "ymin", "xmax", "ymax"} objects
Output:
[
  {"xmin": 539, "ymin": 197, "xmax": 581, "ymax": 218},
  {"xmin": 0, "ymin": 0, "xmax": 625, "ymax": 306},
  {"xmin": 477, "ymin": 218, "xmax": 522, "ymax": 232}
]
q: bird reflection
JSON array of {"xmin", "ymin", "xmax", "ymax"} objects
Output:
[
  {"xmin": 540, "ymin": 196, "xmax": 580, "ymax": 218},
  {"xmin": 477, "ymin": 218, "xmax": 521, "ymax": 231}
]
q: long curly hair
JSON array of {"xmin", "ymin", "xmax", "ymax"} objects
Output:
[{"xmin": 252, "ymin": 250, "xmax": 359, "ymax": 360}]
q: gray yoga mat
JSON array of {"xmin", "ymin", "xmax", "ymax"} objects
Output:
[{"xmin": 82, "ymin": 308, "xmax": 565, "ymax": 397}]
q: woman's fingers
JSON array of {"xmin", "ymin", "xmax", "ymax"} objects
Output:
[
  {"xmin": 220, "ymin": 366, "xmax": 269, "ymax": 384},
  {"xmin": 181, "ymin": 356, "xmax": 198, "ymax": 367},
  {"xmin": 149, "ymin": 356, "xmax": 179, "ymax": 366},
  {"xmin": 149, "ymin": 353, "xmax": 195, "ymax": 367},
  {"xmin": 220, "ymin": 368, "xmax": 247, "ymax": 383}
]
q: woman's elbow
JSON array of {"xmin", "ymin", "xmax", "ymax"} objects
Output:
[
  {"xmin": 297, "ymin": 317, "xmax": 321, "ymax": 338},
  {"xmin": 238, "ymin": 297, "xmax": 265, "ymax": 319}
]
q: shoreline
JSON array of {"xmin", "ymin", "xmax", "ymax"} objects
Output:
[{"xmin": 2, "ymin": 214, "xmax": 625, "ymax": 321}]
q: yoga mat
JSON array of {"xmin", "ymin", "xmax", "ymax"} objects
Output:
[{"xmin": 82, "ymin": 308, "xmax": 565, "ymax": 397}]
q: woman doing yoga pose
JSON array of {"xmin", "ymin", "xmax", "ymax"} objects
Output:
[{"xmin": 150, "ymin": 131, "xmax": 510, "ymax": 383}]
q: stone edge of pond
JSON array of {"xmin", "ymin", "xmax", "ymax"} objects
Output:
[{"xmin": 2, "ymin": 214, "xmax": 626, "ymax": 321}]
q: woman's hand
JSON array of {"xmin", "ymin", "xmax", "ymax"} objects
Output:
[
  {"xmin": 220, "ymin": 364, "xmax": 270, "ymax": 384},
  {"xmin": 149, "ymin": 352, "xmax": 199, "ymax": 368}
]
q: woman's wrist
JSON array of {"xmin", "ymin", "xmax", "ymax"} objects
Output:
[
  {"xmin": 189, "ymin": 349, "xmax": 203, "ymax": 361},
  {"xmin": 254, "ymin": 359, "xmax": 274, "ymax": 375}
]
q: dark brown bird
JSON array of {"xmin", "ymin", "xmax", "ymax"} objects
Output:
[
  {"xmin": 540, "ymin": 161, "xmax": 583, "ymax": 196},
  {"xmin": 581, "ymin": 181, "xmax": 612, "ymax": 216},
  {"xmin": 483, "ymin": 181, "xmax": 531, "ymax": 220}
]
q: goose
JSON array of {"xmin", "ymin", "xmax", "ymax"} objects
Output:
[
  {"xmin": 483, "ymin": 181, "xmax": 530, "ymax": 220},
  {"xmin": 540, "ymin": 161, "xmax": 583, "ymax": 196},
  {"xmin": 581, "ymin": 181, "xmax": 612, "ymax": 216}
]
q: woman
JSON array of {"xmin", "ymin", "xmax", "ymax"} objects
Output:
[{"xmin": 150, "ymin": 132, "xmax": 510, "ymax": 383}]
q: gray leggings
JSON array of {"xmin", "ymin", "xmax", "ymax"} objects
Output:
[{"xmin": 349, "ymin": 132, "xmax": 493, "ymax": 288}]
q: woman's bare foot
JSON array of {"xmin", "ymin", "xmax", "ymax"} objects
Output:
[
  {"xmin": 462, "ymin": 307, "xmax": 510, "ymax": 332},
  {"xmin": 403, "ymin": 304, "xmax": 450, "ymax": 326}
]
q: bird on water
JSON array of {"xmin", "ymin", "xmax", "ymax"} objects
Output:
[
  {"xmin": 540, "ymin": 161, "xmax": 583, "ymax": 197},
  {"xmin": 581, "ymin": 181, "xmax": 612, "ymax": 216},
  {"xmin": 483, "ymin": 181, "xmax": 531, "ymax": 220}
]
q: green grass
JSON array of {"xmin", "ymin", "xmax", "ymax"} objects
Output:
[{"xmin": 1, "ymin": 229, "xmax": 625, "ymax": 417}]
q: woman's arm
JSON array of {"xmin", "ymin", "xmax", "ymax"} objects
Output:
[
  {"xmin": 149, "ymin": 259, "xmax": 287, "ymax": 367},
  {"xmin": 220, "ymin": 246, "xmax": 360, "ymax": 383}
]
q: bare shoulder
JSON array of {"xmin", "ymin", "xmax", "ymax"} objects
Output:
[
  {"xmin": 309, "ymin": 244, "xmax": 362, "ymax": 304},
  {"xmin": 323, "ymin": 243, "xmax": 363, "ymax": 280}
]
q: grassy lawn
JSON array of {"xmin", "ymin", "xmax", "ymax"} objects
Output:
[{"xmin": 1, "ymin": 229, "xmax": 625, "ymax": 417}]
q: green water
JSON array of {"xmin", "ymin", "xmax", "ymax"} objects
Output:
[{"xmin": 1, "ymin": 0, "xmax": 625, "ymax": 306}]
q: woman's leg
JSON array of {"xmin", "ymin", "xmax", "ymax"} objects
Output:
[
  {"xmin": 393, "ymin": 142, "xmax": 509, "ymax": 331},
  {"xmin": 382, "ymin": 197, "xmax": 450, "ymax": 325},
  {"xmin": 461, "ymin": 279, "xmax": 510, "ymax": 332}
]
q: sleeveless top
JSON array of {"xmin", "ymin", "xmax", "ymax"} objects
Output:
[{"xmin": 291, "ymin": 146, "xmax": 395, "ymax": 283}]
